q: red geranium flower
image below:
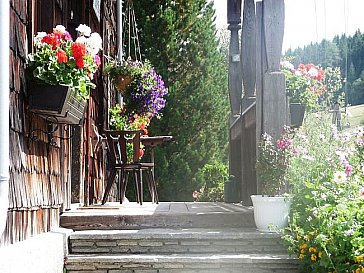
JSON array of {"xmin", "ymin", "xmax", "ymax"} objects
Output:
[
  {"xmin": 56, "ymin": 49, "xmax": 68, "ymax": 63},
  {"xmin": 42, "ymin": 33, "xmax": 61, "ymax": 50},
  {"xmin": 71, "ymin": 42, "xmax": 86, "ymax": 59},
  {"xmin": 76, "ymin": 58, "xmax": 85, "ymax": 69}
]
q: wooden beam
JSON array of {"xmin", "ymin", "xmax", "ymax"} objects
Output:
[
  {"xmin": 262, "ymin": 72, "xmax": 287, "ymax": 141},
  {"xmin": 241, "ymin": 0, "xmax": 256, "ymax": 98},
  {"xmin": 228, "ymin": 23, "xmax": 242, "ymax": 115},
  {"xmin": 263, "ymin": 0, "xmax": 285, "ymax": 72},
  {"xmin": 255, "ymin": 1, "xmax": 263, "ymax": 194}
]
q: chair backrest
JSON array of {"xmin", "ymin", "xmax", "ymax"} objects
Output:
[{"xmin": 103, "ymin": 130, "xmax": 143, "ymax": 165}]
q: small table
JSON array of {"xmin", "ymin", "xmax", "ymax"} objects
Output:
[{"xmin": 141, "ymin": 135, "xmax": 173, "ymax": 175}]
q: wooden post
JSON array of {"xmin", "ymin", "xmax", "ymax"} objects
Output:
[
  {"xmin": 255, "ymin": 1, "xmax": 263, "ymax": 194},
  {"xmin": 241, "ymin": 0, "xmax": 256, "ymax": 99},
  {"xmin": 261, "ymin": 0, "xmax": 286, "ymax": 140},
  {"xmin": 228, "ymin": 0, "xmax": 242, "ymax": 116},
  {"xmin": 263, "ymin": 0, "xmax": 285, "ymax": 72},
  {"xmin": 256, "ymin": 0, "xmax": 286, "ymax": 193}
]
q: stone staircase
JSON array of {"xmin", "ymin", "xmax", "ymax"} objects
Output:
[{"xmin": 63, "ymin": 202, "xmax": 298, "ymax": 273}]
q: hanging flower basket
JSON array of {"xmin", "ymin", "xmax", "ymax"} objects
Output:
[
  {"xmin": 114, "ymin": 74, "xmax": 133, "ymax": 93},
  {"xmin": 28, "ymin": 82, "xmax": 86, "ymax": 125}
]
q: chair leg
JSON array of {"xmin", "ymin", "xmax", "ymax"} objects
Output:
[
  {"xmin": 102, "ymin": 169, "xmax": 117, "ymax": 205},
  {"xmin": 147, "ymin": 169, "xmax": 159, "ymax": 204},
  {"xmin": 145, "ymin": 169, "xmax": 154, "ymax": 202},
  {"xmin": 120, "ymin": 171, "xmax": 129, "ymax": 204},
  {"xmin": 133, "ymin": 170, "xmax": 141, "ymax": 204},
  {"xmin": 138, "ymin": 169, "xmax": 143, "ymax": 205}
]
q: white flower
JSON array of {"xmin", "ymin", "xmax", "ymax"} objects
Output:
[
  {"xmin": 294, "ymin": 70, "xmax": 302, "ymax": 76},
  {"xmin": 85, "ymin": 33, "xmax": 102, "ymax": 56},
  {"xmin": 319, "ymin": 134, "xmax": 326, "ymax": 141},
  {"xmin": 55, "ymin": 25, "xmax": 66, "ymax": 34},
  {"xmin": 281, "ymin": 60, "xmax": 294, "ymax": 70},
  {"xmin": 75, "ymin": 36, "xmax": 87, "ymax": 44},
  {"xmin": 308, "ymin": 67, "xmax": 318, "ymax": 77},
  {"xmin": 333, "ymin": 171, "xmax": 347, "ymax": 183},
  {"xmin": 34, "ymin": 32, "xmax": 47, "ymax": 47},
  {"xmin": 76, "ymin": 24, "xmax": 91, "ymax": 37}
]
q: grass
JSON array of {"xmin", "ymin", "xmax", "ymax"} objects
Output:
[{"xmin": 342, "ymin": 104, "xmax": 364, "ymax": 129}]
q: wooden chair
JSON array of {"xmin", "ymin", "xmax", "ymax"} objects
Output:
[{"xmin": 101, "ymin": 129, "xmax": 158, "ymax": 205}]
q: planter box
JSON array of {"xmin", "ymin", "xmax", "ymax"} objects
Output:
[
  {"xmin": 289, "ymin": 103, "xmax": 305, "ymax": 127},
  {"xmin": 28, "ymin": 82, "xmax": 86, "ymax": 125}
]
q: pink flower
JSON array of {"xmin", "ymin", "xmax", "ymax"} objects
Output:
[
  {"xmin": 93, "ymin": 54, "xmax": 101, "ymax": 66},
  {"xmin": 62, "ymin": 31, "xmax": 73, "ymax": 41},
  {"xmin": 277, "ymin": 137, "xmax": 293, "ymax": 150},
  {"xmin": 345, "ymin": 164, "xmax": 353, "ymax": 177}
]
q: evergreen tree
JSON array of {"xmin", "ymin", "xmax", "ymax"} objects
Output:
[{"xmin": 133, "ymin": 0, "xmax": 229, "ymax": 200}]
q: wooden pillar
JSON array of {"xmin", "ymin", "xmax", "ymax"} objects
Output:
[
  {"xmin": 256, "ymin": 0, "xmax": 286, "ymax": 193},
  {"xmin": 241, "ymin": 0, "xmax": 256, "ymax": 100},
  {"xmin": 261, "ymin": 0, "xmax": 286, "ymax": 139},
  {"xmin": 227, "ymin": 0, "xmax": 242, "ymax": 116}
]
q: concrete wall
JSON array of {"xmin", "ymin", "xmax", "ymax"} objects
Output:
[{"xmin": 0, "ymin": 228, "xmax": 72, "ymax": 273}]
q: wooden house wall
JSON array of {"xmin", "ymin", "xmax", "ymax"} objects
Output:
[
  {"xmin": 1, "ymin": 0, "xmax": 117, "ymax": 245},
  {"xmin": 1, "ymin": 0, "xmax": 66, "ymax": 246}
]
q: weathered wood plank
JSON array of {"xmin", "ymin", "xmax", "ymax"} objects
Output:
[
  {"xmin": 241, "ymin": 0, "xmax": 256, "ymax": 98},
  {"xmin": 263, "ymin": 0, "xmax": 284, "ymax": 72},
  {"xmin": 228, "ymin": 25, "xmax": 243, "ymax": 115},
  {"xmin": 262, "ymin": 72, "xmax": 287, "ymax": 141},
  {"xmin": 255, "ymin": 1, "xmax": 263, "ymax": 194}
]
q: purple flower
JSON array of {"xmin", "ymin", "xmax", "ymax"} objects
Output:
[
  {"xmin": 345, "ymin": 164, "xmax": 353, "ymax": 177},
  {"xmin": 344, "ymin": 229, "xmax": 354, "ymax": 236}
]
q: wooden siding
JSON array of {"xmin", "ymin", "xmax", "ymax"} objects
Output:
[{"xmin": 1, "ymin": 0, "xmax": 66, "ymax": 246}]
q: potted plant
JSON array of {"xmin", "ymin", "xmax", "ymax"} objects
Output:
[
  {"xmin": 252, "ymin": 128, "xmax": 294, "ymax": 232},
  {"xmin": 281, "ymin": 61, "xmax": 325, "ymax": 127},
  {"xmin": 26, "ymin": 24, "xmax": 102, "ymax": 124},
  {"xmin": 105, "ymin": 58, "xmax": 168, "ymax": 119},
  {"xmin": 107, "ymin": 59, "xmax": 168, "ymax": 161}
]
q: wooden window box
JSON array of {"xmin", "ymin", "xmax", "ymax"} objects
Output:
[{"xmin": 28, "ymin": 82, "xmax": 86, "ymax": 125}]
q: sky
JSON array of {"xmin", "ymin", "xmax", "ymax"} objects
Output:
[{"xmin": 212, "ymin": 0, "xmax": 364, "ymax": 52}]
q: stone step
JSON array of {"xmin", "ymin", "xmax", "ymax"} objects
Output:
[
  {"xmin": 60, "ymin": 202, "xmax": 255, "ymax": 230},
  {"xmin": 65, "ymin": 253, "xmax": 298, "ymax": 273},
  {"xmin": 69, "ymin": 228, "xmax": 288, "ymax": 255}
]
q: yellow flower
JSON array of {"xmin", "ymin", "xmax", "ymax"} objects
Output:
[
  {"xmin": 300, "ymin": 248, "xmax": 305, "ymax": 254},
  {"xmin": 300, "ymin": 243, "xmax": 307, "ymax": 249},
  {"xmin": 309, "ymin": 247, "xmax": 316, "ymax": 253},
  {"xmin": 299, "ymin": 254, "xmax": 305, "ymax": 260},
  {"xmin": 318, "ymin": 251, "xmax": 323, "ymax": 258},
  {"xmin": 355, "ymin": 256, "xmax": 364, "ymax": 263},
  {"xmin": 311, "ymin": 254, "xmax": 317, "ymax": 261},
  {"xmin": 305, "ymin": 234, "xmax": 310, "ymax": 240},
  {"xmin": 356, "ymin": 268, "xmax": 362, "ymax": 273}
]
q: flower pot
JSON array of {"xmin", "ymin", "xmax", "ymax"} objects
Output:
[
  {"xmin": 289, "ymin": 103, "xmax": 305, "ymax": 127},
  {"xmin": 250, "ymin": 195, "xmax": 291, "ymax": 232},
  {"xmin": 28, "ymin": 82, "xmax": 86, "ymax": 125},
  {"xmin": 114, "ymin": 75, "xmax": 133, "ymax": 93}
]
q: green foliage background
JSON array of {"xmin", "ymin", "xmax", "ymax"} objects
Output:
[{"xmin": 132, "ymin": 0, "xmax": 229, "ymax": 201}]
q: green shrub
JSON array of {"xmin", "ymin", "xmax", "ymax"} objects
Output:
[{"xmin": 192, "ymin": 161, "xmax": 228, "ymax": 202}]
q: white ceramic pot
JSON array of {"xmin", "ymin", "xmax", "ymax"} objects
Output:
[{"xmin": 250, "ymin": 195, "xmax": 291, "ymax": 232}]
